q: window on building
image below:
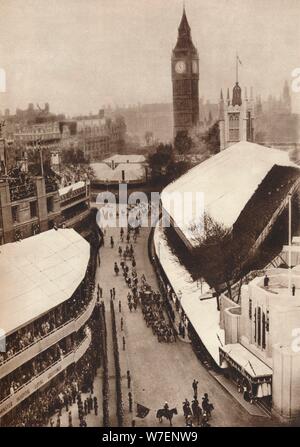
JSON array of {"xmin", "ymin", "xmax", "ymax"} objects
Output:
[
  {"xmin": 249, "ymin": 298, "xmax": 252, "ymax": 320},
  {"xmin": 47, "ymin": 196, "xmax": 54, "ymax": 213},
  {"xmin": 12, "ymin": 205, "xmax": 19, "ymax": 223},
  {"xmin": 30, "ymin": 201, "xmax": 37, "ymax": 218},
  {"xmin": 228, "ymin": 112, "xmax": 240, "ymax": 141},
  {"xmin": 262, "ymin": 312, "xmax": 266, "ymax": 349}
]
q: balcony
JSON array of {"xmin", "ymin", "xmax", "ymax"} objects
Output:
[
  {"xmin": 9, "ymin": 182, "xmax": 36, "ymax": 202},
  {"xmin": 0, "ymin": 294, "xmax": 96, "ymax": 380},
  {"xmin": 0, "ymin": 333, "xmax": 91, "ymax": 418}
]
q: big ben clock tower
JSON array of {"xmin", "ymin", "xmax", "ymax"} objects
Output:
[{"xmin": 172, "ymin": 7, "xmax": 199, "ymax": 137}]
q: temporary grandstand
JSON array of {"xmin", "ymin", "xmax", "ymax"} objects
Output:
[{"xmin": 161, "ymin": 141, "xmax": 300, "ymax": 253}]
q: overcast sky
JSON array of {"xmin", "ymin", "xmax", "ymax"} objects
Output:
[{"xmin": 0, "ymin": 0, "xmax": 300, "ymax": 116}]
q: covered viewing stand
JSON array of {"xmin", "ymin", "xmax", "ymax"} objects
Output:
[{"xmin": 219, "ymin": 344, "xmax": 272, "ymax": 403}]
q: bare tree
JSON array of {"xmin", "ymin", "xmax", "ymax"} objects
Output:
[{"xmin": 189, "ymin": 213, "xmax": 255, "ymax": 307}]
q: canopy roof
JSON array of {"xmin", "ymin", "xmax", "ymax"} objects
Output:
[
  {"xmin": 91, "ymin": 162, "xmax": 146, "ymax": 183},
  {"xmin": 0, "ymin": 229, "xmax": 90, "ymax": 336},
  {"xmin": 161, "ymin": 141, "xmax": 299, "ymax": 245},
  {"xmin": 103, "ymin": 154, "xmax": 146, "ymax": 164},
  {"xmin": 58, "ymin": 181, "xmax": 85, "ymax": 197}
]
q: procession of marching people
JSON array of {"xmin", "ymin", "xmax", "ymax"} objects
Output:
[
  {"xmin": 98, "ymin": 209, "xmax": 216, "ymax": 427},
  {"xmin": 108, "ymin": 223, "xmax": 177, "ymax": 345}
]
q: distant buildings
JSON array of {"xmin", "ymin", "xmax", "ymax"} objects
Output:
[
  {"xmin": 254, "ymin": 81, "xmax": 300, "ymax": 162},
  {"xmin": 0, "ymin": 105, "xmax": 127, "ymax": 168},
  {"xmin": 75, "ymin": 113, "xmax": 126, "ymax": 162}
]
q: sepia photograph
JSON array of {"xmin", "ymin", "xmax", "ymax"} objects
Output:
[{"xmin": 0, "ymin": 0, "xmax": 300, "ymax": 436}]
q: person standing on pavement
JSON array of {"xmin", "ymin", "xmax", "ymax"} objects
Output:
[
  {"xmin": 127, "ymin": 370, "xmax": 131, "ymax": 389},
  {"xmin": 68, "ymin": 411, "xmax": 72, "ymax": 427},
  {"xmin": 192, "ymin": 379, "xmax": 199, "ymax": 398},
  {"xmin": 128, "ymin": 392, "xmax": 133, "ymax": 412}
]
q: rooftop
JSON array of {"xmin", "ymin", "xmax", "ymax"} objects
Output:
[
  {"xmin": 103, "ymin": 154, "xmax": 146, "ymax": 164},
  {"xmin": 251, "ymin": 269, "xmax": 300, "ymax": 308},
  {"xmin": 91, "ymin": 162, "xmax": 146, "ymax": 183}
]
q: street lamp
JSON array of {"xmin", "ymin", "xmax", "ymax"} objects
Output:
[{"xmin": 288, "ymin": 192, "xmax": 292, "ymax": 295}]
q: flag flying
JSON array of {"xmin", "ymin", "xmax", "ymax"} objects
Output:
[{"xmin": 136, "ymin": 403, "xmax": 150, "ymax": 418}]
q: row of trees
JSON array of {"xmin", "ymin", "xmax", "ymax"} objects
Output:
[{"xmin": 148, "ymin": 142, "xmax": 191, "ymax": 184}]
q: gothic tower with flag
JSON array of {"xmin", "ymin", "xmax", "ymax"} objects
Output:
[
  {"xmin": 171, "ymin": 7, "xmax": 199, "ymax": 137},
  {"xmin": 219, "ymin": 56, "xmax": 255, "ymax": 150}
]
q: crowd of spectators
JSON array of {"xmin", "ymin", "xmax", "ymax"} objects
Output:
[
  {"xmin": 0, "ymin": 328, "xmax": 89, "ymax": 404},
  {"xmin": 7, "ymin": 167, "xmax": 36, "ymax": 201},
  {"xmin": 58, "ymin": 164, "xmax": 95, "ymax": 188},
  {"xmin": 3, "ymin": 316, "xmax": 100, "ymax": 427}
]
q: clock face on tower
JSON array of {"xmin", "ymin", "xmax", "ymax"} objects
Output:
[
  {"xmin": 192, "ymin": 60, "xmax": 198, "ymax": 74},
  {"xmin": 175, "ymin": 60, "xmax": 186, "ymax": 74}
]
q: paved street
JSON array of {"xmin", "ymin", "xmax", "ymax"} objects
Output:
[{"xmin": 95, "ymin": 222, "xmax": 278, "ymax": 427}]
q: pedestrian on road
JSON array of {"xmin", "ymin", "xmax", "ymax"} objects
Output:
[
  {"xmin": 113, "ymin": 287, "xmax": 116, "ymax": 299},
  {"xmin": 292, "ymin": 284, "xmax": 296, "ymax": 296},
  {"xmin": 114, "ymin": 262, "xmax": 119, "ymax": 276},
  {"xmin": 119, "ymin": 300, "xmax": 122, "ymax": 313},
  {"xmin": 128, "ymin": 392, "xmax": 133, "ymax": 412},
  {"xmin": 118, "ymin": 246, "xmax": 122, "ymax": 257},
  {"xmin": 100, "ymin": 287, "xmax": 103, "ymax": 298},
  {"xmin": 127, "ymin": 370, "xmax": 131, "ymax": 389},
  {"xmin": 110, "ymin": 236, "xmax": 114, "ymax": 248},
  {"xmin": 123, "ymin": 336, "xmax": 126, "ymax": 351},
  {"xmin": 110, "ymin": 289, "xmax": 113, "ymax": 299},
  {"xmin": 121, "ymin": 317, "xmax": 124, "ymax": 331}
]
